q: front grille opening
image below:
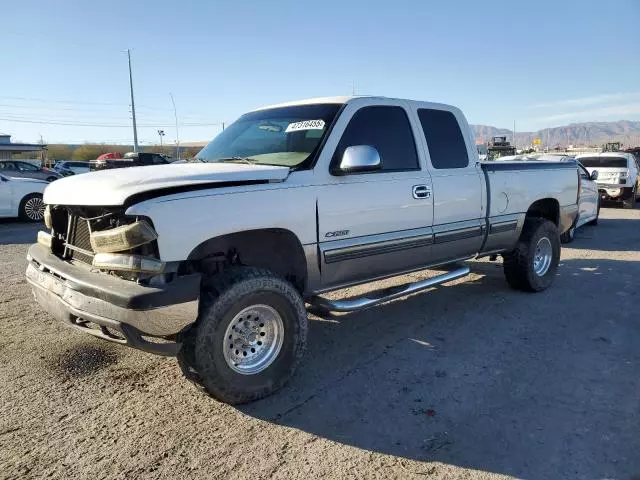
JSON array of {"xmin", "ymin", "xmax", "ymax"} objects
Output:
[
  {"xmin": 65, "ymin": 216, "xmax": 94, "ymax": 264},
  {"xmin": 50, "ymin": 206, "xmax": 160, "ymax": 272}
]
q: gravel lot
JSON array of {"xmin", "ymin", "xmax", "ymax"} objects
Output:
[{"xmin": 1, "ymin": 207, "xmax": 639, "ymax": 480}]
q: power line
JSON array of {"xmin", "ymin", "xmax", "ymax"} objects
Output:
[
  {"xmin": 0, "ymin": 116, "xmax": 225, "ymax": 128},
  {"xmin": 0, "ymin": 99, "xmax": 222, "ymax": 119}
]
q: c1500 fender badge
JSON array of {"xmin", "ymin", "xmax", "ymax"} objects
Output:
[{"xmin": 325, "ymin": 230, "xmax": 350, "ymax": 238}]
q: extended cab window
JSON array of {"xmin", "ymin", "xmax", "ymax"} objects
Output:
[
  {"xmin": 579, "ymin": 156, "xmax": 628, "ymax": 168},
  {"xmin": 333, "ymin": 106, "xmax": 419, "ymax": 172},
  {"xmin": 418, "ymin": 109, "xmax": 469, "ymax": 169},
  {"xmin": 196, "ymin": 104, "xmax": 341, "ymax": 169}
]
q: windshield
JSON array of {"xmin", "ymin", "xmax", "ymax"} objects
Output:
[
  {"xmin": 580, "ymin": 156, "xmax": 627, "ymax": 168},
  {"xmin": 195, "ymin": 104, "xmax": 342, "ymax": 168}
]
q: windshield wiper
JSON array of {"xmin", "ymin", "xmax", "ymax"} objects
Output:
[{"xmin": 216, "ymin": 156, "xmax": 259, "ymax": 165}]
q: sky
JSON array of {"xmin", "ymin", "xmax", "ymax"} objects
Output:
[{"xmin": 1, "ymin": 0, "xmax": 639, "ymax": 145}]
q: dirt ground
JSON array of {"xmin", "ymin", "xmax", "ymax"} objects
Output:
[{"xmin": 1, "ymin": 207, "xmax": 639, "ymax": 480}]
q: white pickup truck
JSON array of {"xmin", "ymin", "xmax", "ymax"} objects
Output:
[{"xmin": 27, "ymin": 96, "xmax": 579, "ymax": 404}]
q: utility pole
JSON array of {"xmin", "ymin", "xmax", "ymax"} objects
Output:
[
  {"xmin": 170, "ymin": 93, "xmax": 179, "ymax": 160},
  {"xmin": 127, "ymin": 49, "xmax": 139, "ymax": 153},
  {"xmin": 513, "ymin": 120, "xmax": 517, "ymax": 151},
  {"xmin": 157, "ymin": 129, "xmax": 165, "ymax": 148}
]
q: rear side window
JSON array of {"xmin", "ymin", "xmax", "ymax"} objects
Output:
[
  {"xmin": 418, "ymin": 109, "xmax": 469, "ymax": 169},
  {"xmin": 334, "ymin": 106, "xmax": 419, "ymax": 172},
  {"xmin": 579, "ymin": 157, "xmax": 627, "ymax": 168}
]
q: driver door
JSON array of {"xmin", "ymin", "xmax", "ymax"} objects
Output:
[{"xmin": 316, "ymin": 102, "xmax": 434, "ymax": 289}]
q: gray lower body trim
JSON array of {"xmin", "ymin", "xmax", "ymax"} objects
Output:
[
  {"xmin": 434, "ymin": 225, "xmax": 484, "ymax": 244},
  {"xmin": 489, "ymin": 220, "xmax": 518, "ymax": 234},
  {"xmin": 324, "ymin": 233, "xmax": 434, "ymax": 264},
  {"xmin": 479, "ymin": 213, "xmax": 525, "ymax": 255}
]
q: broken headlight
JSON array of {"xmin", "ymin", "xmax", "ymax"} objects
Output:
[{"xmin": 89, "ymin": 220, "xmax": 158, "ymax": 254}]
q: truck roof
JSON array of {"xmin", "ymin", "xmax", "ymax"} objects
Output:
[
  {"xmin": 251, "ymin": 96, "xmax": 459, "ymax": 113},
  {"xmin": 252, "ymin": 96, "xmax": 356, "ymax": 111}
]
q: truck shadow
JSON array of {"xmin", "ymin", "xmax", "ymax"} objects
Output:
[
  {"xmin": 567, "ymin": 216, "xmax": 640, "ymax": 252},
  {"xmin": 240, "ymin": 258, "xmax": 640, "ymax": 479}
]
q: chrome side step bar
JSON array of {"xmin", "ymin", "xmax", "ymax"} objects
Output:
[{"xmin": 308, "ymin": 264, "xmax": 470, "ymax": 313}]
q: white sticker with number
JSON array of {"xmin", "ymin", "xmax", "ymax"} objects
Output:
[{"xmin": 285, "ymin": 119, "xmax": 325, "ymax": 133}]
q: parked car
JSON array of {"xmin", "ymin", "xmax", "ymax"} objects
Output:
[
  {"xmin": 0, "ymin": 173, "xmax": 47, "ymax": 221},
  {"xmin": 53, "ymin": 161, "xmax": 91, "ymax": 176},
  {"xmin": 0, "ymin": 160, "xmax": 60, "ymax": 182},
  {"xmin": 91, "ymin": 152, "xmax": 171, "ymax": 170},
  {"xmin": 28, "ymin": 96, "xmax": 580, "ymax": 404},
  {"xmin": 560, "ymin": 161, "xmax": 600, "ymax": 243},
  {"xmin": 576, "ymin": 152, "xmax": 640, "ymax": 209}
]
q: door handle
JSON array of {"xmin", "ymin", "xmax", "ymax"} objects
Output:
[{"xmin": 412, "ymin": 185, "xmax": 431, "ymax": 199}]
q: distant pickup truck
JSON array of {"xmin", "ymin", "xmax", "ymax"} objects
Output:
[
  {"xmin": 27, "ymin": 96, "xmax": 579, "ymax": 404},
  {"xmin": 577, "ymin": 152, "xmax": 640, "ymax": 208}
]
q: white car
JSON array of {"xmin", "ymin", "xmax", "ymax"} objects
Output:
[
  {"xmin": 561, "ymin": 162, "xmax": 600, "ymax": 243},
  {"xmin": 577, "ymin": 152, "xmax": 640, "ymax": 209},
  {"xmin": 0, "ymin": 174, "xmax": 47, "ymax": 221}
]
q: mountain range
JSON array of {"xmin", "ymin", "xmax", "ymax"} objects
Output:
[{"xmin": 471, "ymin": 120, "xmax": 640, "ymax": 148}]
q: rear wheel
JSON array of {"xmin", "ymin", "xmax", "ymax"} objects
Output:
[
  {"xmin": 587, "ymin": 198, "xmax": 600, "ymax": 226},
  {"xmin": 19, "ymin": 193, "xmax": 45, "ymax": 222},
  {"xmin": 503, "ymin": 218, "xmax": 561, "ymax": 292},
  {"xmin": 622, "ymin": 187, "xmax": 636, "ymax": 209},
  {"xmin": 178, "ymin": 267, "xmax": 308, "ymax": 404}
]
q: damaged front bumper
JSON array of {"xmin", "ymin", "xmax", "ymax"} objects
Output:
[{"xmin": 26, "ymin": 244, "xmax": 200, "ymax": 356}]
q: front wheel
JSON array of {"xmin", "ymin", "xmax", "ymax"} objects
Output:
[
  {"xmin": 587, "ymin": 198, "xmax": 600, "ymax": 226},
  {"xmin": 622, "ymin": 187, "xmax": 636, "ymax": 209},
  {"xmin": 19, "ymin": 193, "xmax": 45, "ymax": 222},
  {"xmin": 560, "ymin": 224, "xmax": 575, "ymax": 244},
  {"xmin": 503, "ymin": 218, "xmax": 561, "ymax": 292},
  {"xmin": 178, "ymin": 267, "xmax": 308, "ymax": 404}
]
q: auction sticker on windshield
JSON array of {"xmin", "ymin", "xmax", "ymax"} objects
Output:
[{"xmin": 285, "ymin": 119, "xmax": 325, "ymax": 133}]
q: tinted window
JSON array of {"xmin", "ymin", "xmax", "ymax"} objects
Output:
[
  {"xmin": 1, "ymin": 161, "xmax": 16, "ymax": 170},
  {"xmin": 579, "ymin": 156, "xmax": 627, "ymax": 168},
  {"xmin": 417, "ymin": 109, "xmax": 469, "ymax": 169},
  {"xmin": 17, "ymin": 162, "xmax": 39, "ymax": 171},
  {"xmin": 333, "ymin": 106, "xmax": 419, "ymax": 172}
]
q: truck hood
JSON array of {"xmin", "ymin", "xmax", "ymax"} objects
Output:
[{"xmin": 43, "ymin": 162, "xmax": 290, "ymax": 206}]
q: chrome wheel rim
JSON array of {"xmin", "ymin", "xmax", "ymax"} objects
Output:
[
  {"xmin": 533, "ymin": 237, "xmax": 552, "ymax": 276},
  {"xmin": 24, "ymin": 197, "xmax": 45, "ymax": 221},
  {"xmin": 223, "ymin": 304, "xmax": 284, "ymax": 375}
]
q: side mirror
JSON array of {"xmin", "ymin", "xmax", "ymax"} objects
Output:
[
  {"xmin": 333, "ymin": 145, "xmax": 381, "ymax": 175},
  {"xmin": 590, "ymin": 170, "xmax": 599, "ymax": 180}
]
